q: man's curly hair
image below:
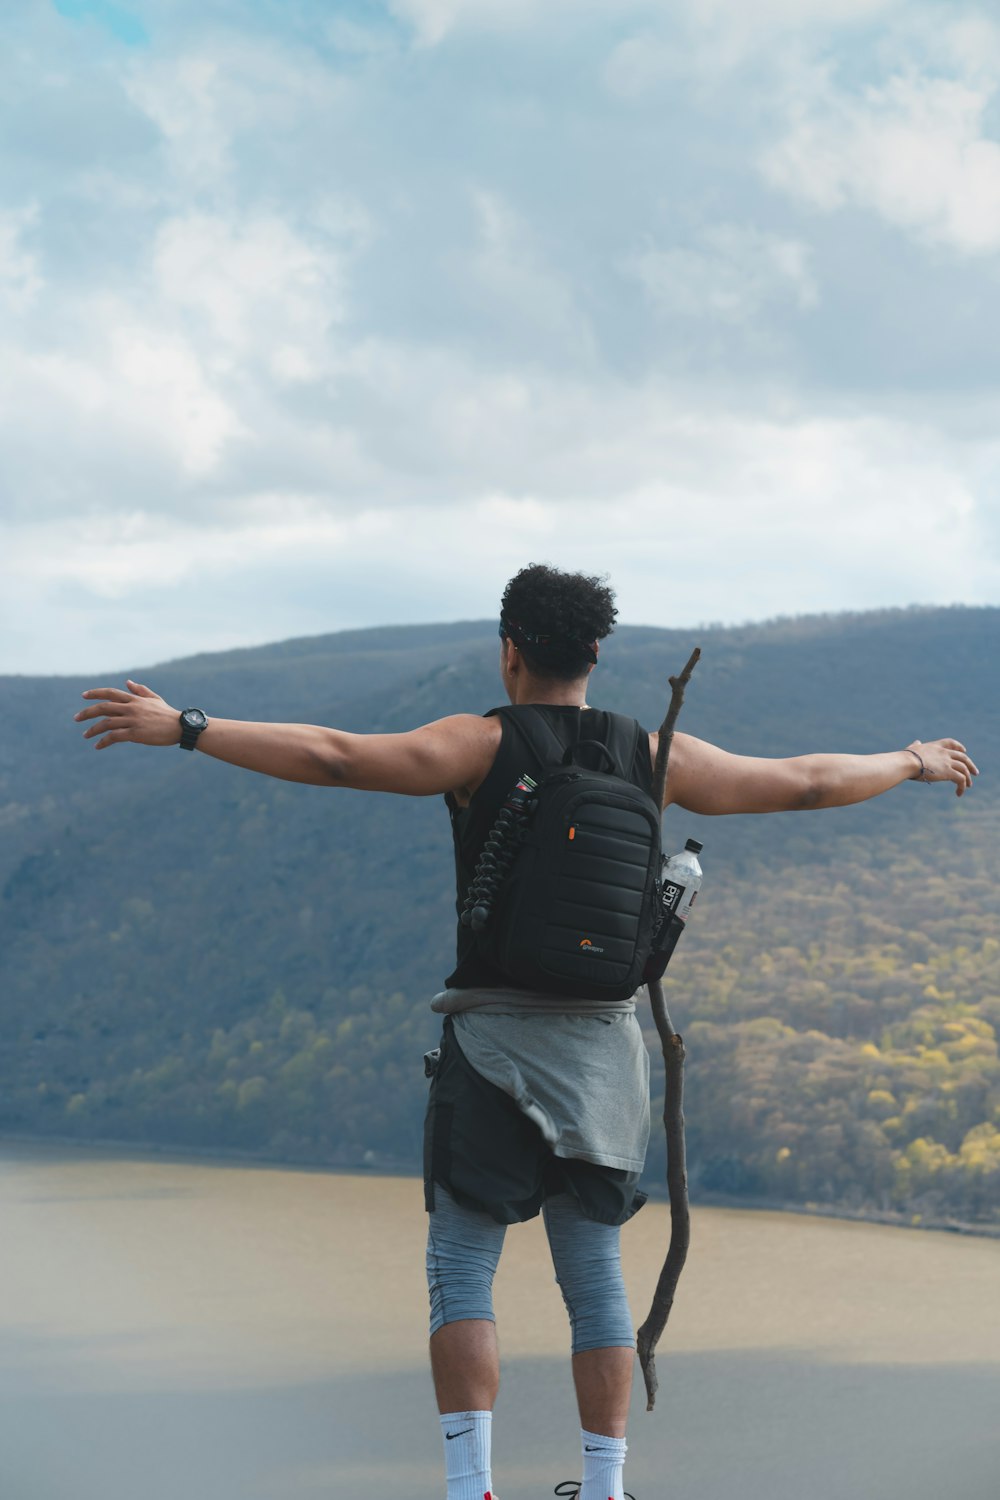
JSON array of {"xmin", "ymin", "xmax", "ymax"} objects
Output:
[{"xmin": 500, "ymin": 563, "xmax": 618, "ymax": 682}]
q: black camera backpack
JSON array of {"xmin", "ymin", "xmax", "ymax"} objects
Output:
[{"xmin": 464, "ymin": 708, "xmax": 662, "ymax": 1003}]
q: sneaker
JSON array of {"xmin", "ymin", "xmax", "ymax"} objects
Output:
[{"xmin": 553, "ymin": 1487, "xmax": 636, "ymax": 1499}]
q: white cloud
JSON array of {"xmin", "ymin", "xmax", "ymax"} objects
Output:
[
  {"xmin": 387, "ymin": 0, "xmax": 469, "ymax": 47},
  {"xmin": 623, "ymin": 224, "xmax": 817, "ymax": 323},
  {"xmin": 470, "ymin": 190, "xmax": 595, "ymax": 359},
  {"xmin": 152, "ymin": 210, "xmax": 355, "ymax": 371},
  {"xmin": 906, "ymin": 11, "xmax": 1000, "ymax": 89},
  {"xmin": 763, "ymin": 67, "xmax": 1000, "ymax": 255},
  {"xmin": 0, "ymin": 190, "xmax": 374, "ymax": 521},
  {"xmin": 109, "ymin": 320, "xmax": 245, "ymax": 476},
  {"xmin": 604, "ymin": 0, "xmax": 900, "ymax": 93},
  {"xmin": 126, "ymin": 54, "xmax": 231, "ymax": 187},
  {"xmin": 4, "ymin": 501, "xmax": 393, "ymax": 600},
  {"xmin": 0, "ymin": 308, "xmax": 243, "ymax": 504},
  {"xmin": 689, "ymin": 0, "xmax": 896, "ymax": 26},
  {"xmin": 2, "ymin": 0, "xmax": 999, "ymax": 675},
  {"xmin": 324, "ymin": 16, "xmax": 398, "ymax": 57},
  {"xmin": 0, "ymin": 205, "xmax": 43, "ymax": 312},
  {"xmin": 6, "ymin": 378, "xmax": 997, "ymax": 673},
  {"xmin": 3, "ymin": 221, "xmax": 999, "ymax": 670},
  {"xmin": 601, "ymin": 33, "xmax": 675, "ymax": 101},
  {"xmin": 387, "ymin": 0, "xmax": 651, "ymax": 48},
  {"xmin": 392, "ymin": 0, "xmax": 894, "ymax": 53},
  {"xmin": 123, "ymin": 38, "xmax": 346, "ymax": 189}
]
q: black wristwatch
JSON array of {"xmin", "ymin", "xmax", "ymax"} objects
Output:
[{"xmin": 179, "ymin": 707, "xmax": 209, "ymax": 751}]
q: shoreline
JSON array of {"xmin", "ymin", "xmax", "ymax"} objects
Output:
[{"xmin": 3, "ymin": 1128, "xmax": 997, "ymax": 1240}]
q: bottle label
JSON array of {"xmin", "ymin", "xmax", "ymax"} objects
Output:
[{"xmin": 662, "ymin": 879, "xmax": 686, "ymax": 916}]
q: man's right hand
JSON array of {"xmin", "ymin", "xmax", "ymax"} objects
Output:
[{"xmin": 75, "ymin": 680, "xmax": 182, "ymax": 750}]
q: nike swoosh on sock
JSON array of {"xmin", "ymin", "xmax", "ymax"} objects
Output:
[{"xmin": 445, "ymin": 1427, "xmax": 475, "ymax": 1440}]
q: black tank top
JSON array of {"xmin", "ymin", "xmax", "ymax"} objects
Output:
[{"xmin": 444, "ymin": 703, "xmax": 655, "ymax": 989}]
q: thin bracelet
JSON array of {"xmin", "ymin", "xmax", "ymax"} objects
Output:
[{"xmin": 904, "ymin": 748, "xmax": 931, "ymax": 782}]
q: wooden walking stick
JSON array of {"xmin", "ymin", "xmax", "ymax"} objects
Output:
[{"xmin": 636, "ymin": 646, "xmax": 701, "ymax": 1411}]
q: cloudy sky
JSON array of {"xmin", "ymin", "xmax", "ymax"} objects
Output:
[{"xmin": 2, "ymin": 0, "xmax": 999, "ymax": 674}]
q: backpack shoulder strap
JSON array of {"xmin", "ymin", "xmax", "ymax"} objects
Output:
[{"xmin": 485, "ymin": 704, "xmax": 568, "ymax": 769}]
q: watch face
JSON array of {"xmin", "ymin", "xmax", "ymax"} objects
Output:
[{"xmin": 183, "ymin": 709, "xmax": 207, "ymax": 729}]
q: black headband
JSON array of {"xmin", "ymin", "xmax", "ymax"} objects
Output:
[{"xmin": 499, "ymin": 617, "xmax": 599, "ymax": 665}]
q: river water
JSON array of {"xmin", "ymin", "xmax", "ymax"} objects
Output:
[{"xmin": 1, "ymin": 1141, "xmax": 997, "ymax": 1500}]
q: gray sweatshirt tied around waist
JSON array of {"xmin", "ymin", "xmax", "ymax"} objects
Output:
[{"xmin": 429, "ymin": 987, "xmax": 651, "ymax": 1173}]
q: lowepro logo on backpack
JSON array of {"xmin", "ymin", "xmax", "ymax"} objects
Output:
[{"xmin": 579, "ymin": 938, "xmax": 605, "ymax": 954}]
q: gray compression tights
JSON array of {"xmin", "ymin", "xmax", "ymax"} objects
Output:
[{"xmin": 426, "ymin": 1184, "xmax": 635, "ymax": 1353}]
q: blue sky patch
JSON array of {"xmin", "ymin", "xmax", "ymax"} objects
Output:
[{"xmin": 52, "ymin": 0, "xmax": 148, "ymax": 47}]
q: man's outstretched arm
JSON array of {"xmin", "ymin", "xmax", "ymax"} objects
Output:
[
  {"xmin": 74, "ymin": 679, "xmax": 500, "ymax": 798},
  {"xmin": 661, "ymin": 731, "xmax": 978, "ymax": 815}
]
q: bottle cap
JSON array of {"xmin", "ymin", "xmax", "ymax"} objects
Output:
[{"xmin": 684, "ymin": 838, "xmax": 704, "ymax": 854}]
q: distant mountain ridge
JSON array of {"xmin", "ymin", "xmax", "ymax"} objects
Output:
[{"xmin": 1, "ymin": 605, "xmax": 997, "ymax": 1228}]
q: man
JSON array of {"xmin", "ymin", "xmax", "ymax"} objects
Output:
[{"xmin": 75, "ymin": 563, "xmax": 977, "ymax": 1500}]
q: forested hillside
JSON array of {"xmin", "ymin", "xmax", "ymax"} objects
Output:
[{"xmin": 1, "ymin": 606, "xmax": 997, "ymax": 1229}]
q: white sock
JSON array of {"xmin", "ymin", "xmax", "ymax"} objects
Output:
[
  {"xmin": 579, "ymin": 1427, "xmax": 628, "ymax": 1500},
  {"xmin": 440, "ymin": 1409, "xmax": 495, "ymax": 1500}
]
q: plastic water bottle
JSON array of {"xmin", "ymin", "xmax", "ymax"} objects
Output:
[
  {"xmin": 661, "ymin": 838, "xmax": 703, "ymax": 926},
  {"xmin": 644, "ymin": 838, "xmax": 704, "ymax": 979}
]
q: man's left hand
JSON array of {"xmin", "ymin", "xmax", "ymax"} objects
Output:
[{"xmin": 906, "ymin": 738, "xmax": 979, "ymax": 795}]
